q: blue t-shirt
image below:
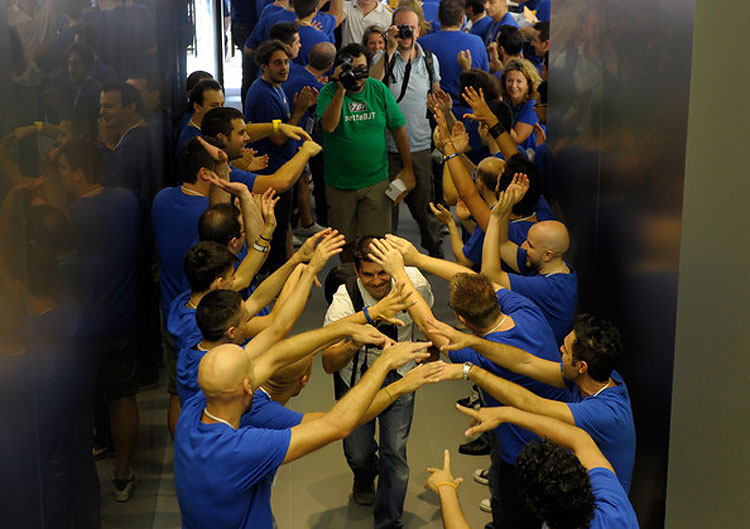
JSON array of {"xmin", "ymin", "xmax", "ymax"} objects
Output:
[
  {"xmin": 176, "ymin": 343, "xmax": 206, "ymax": 406},
  {"xmin": 461, "ymin": 218, "xmax": 534, "ymax": 269},
  {"xmin": 152, "ymin": 187, "xmax": 209, "ymax": 316},
  {"xmin": 174, "ymin": 393, "xmax": 291, "ymax": 529},
  {"xmin": 167, "ymin": 290, "xmax": 202, "ymax": 355},
  {"xmin": 511, "ymin": 99, "xmax": 540, "ymax": 152},
  {"xmin": 295, "ymin": 25, "xmax": 334, "ymax": 66},
  {"xmin": 246, "ymin": 6, "xmax": 334, "ymax": 49},
  {"xmin": 70, "ymin": 188, "xmax": 139, "ymax": 339},
  {"xmin": 563, "ymin": 371, "xmax": 636, "ymax": 493},
  {"xmin": 244, "ymin": 77, "xmax": 295, "ymax": 174},
  {"xmin": 231, "ymin": 0, "xmax": 258, "ymax": 26},
  {"xmin": 469, "ymin": 16, "xmax": 493, "ymax": 42},
  {"xmin": 229, "ymin": 165, "xmax": 258, "ymax": 192},
  {"xmin": 486, "ymin": 12, "xmax": 520, "ymax": 47},
  {"xmin": 282, "ymin": 63, "xmax": 324, "ymax": 131},
  {"xmin": 588, "ymin": 468, "xmax": 640, "ymax": 529},
  {"xmin": 418, "ymin": 31, "xmax": 489, "ymax": 103},
  {"xmin": 534, "ymin": 0, "xmax": 550, "ymax": 22},
  {"xmin": 177, "ymin": 124, "xmax": 201, "ymax": 158},
  {"xmin": 512, "ymin": 247, "xmax": 577, "ymax": 345},
  {"xmin": 449, "ymin": 289, "xmax": 566, "ymax": 464},
  {"xmin": 421, "ymin": 2, "xmax": 439, "ymax": 30},
  {"xmin": 244, "ymin": 389, "xmax": 304, "ymax": 429}
]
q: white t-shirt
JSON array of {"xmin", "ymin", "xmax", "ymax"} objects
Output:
[
  {"xmin": 341, "ymin": 0, "xmax": 393, "ymax": 47},
  {"xmin": 324, "ymin": 266, "xmax": 434, "ymax": 385}
]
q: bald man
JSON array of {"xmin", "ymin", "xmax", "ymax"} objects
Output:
[
  {"xmin": 174, "ymin": 316, "xmax": 440, "ymax": 529},
  {"xmin": 481, "ymin": 174, "xmax": 578, "ymax": 345}
]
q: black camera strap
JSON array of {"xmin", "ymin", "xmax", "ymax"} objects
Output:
[
  {"xmin": 392, "ymin": 55, "xmax": 412, "ymax": 104},
  {"xmin": 386, "ymin": 47, "xmax": 435, "ymax": 103}
]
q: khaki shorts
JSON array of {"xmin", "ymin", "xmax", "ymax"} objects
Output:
[{"xmin": 326, "ymin": 179, "xmax": 392, "ymax": 242}]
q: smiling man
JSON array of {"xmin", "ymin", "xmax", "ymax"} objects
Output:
[{"xmin": 322, "ymin": 236, "xmax": 434, "ymax": 527}]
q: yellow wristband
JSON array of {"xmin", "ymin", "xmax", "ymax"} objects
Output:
[
  {"xmin": 34, "ymin": 121, "xmax": 43, "ymax": 131},
  {"xmin": 383, "ymin": 387, "xmax": 395, "ymax": 404},
  {"xmin": 436, "ymin": 481, "xmax": 458, "ymax": 492},
  {"xmin": 272, "ymin": 119, "xmax": 281, "ymax": 134}
]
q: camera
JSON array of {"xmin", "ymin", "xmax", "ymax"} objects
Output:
[
  {"xmin": 337, "ymin": 54, "xmax": 369, "ymax": 91},
  {"xmin": 397, "ymin": 23, "xmax": 413, "ymax": 40}
]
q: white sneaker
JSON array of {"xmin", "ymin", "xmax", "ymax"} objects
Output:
[
  {"xmin": 293, "ymin": 222, "xmax": 325, "ymax": 238},
  {"xmin": 112, "ymin": 470, "xmax": 137, "ymax": 502},
  {"xmin": 473, "ymin": 468, "xmax": 489, "ymax": 485},
  {"xmin": 479, "ymin": 498, "xmax": 492, "ymax": 513}
]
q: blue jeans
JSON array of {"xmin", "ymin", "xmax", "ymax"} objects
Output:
[{"xmin": 334, "ymin": 371, "xmax": 415, "ymax": 529}]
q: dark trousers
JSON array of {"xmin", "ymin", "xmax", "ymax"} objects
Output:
[{"xmin": 492, "ymin": 459, "xmax": 543, "ymax": 529}]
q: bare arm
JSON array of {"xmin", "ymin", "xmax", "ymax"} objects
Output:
[
  {"xmin": 427, "ymin": 318, "xmax": 565, "ymax": 389},
  {"xmin": 283, "ymin": 341, "xmax": 431, "ymax": 463},
  {"xmin": 320, "ymin": 82, "xmax": 346, "ymax": 133},
  {"xmin": 245, "ymin": 122, "xmax": 312, "ymax": 143},
  {"xmin": 386, "ymin": 234, "xmax": 476, "ymax": 283},
  {"xmin": 391, "ymin": 125, "xmax": 415, "ymax": 204},
  {"xmin": 252, "ymin": 140, "xmax": 322, "ymax": 193},
  {"xmin": 459, "ymin": 406, "xmax": 614, "ymax": 472},
  {"xmin": 429, "ymin": 203, "xmax": 474, "ymax": 268},
  {"xmin": 426, "ymin": 450, "xmax": 472, "ymax": 529},
  {"xmin": 329, "ymin": 0, "xmax": 346, "ymax": 26}
]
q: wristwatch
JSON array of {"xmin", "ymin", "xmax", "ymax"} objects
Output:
[{"xmin": 462, "ymin": 362, "xmax": 474, "ymax": 380}]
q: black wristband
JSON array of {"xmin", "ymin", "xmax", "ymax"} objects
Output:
[
  {"xmin": 488, "ymin": 122, "xmax": 505, "ymax": 138},
  {"xmin": 259, "ymin": 234, "xmax": 272, "ymax": 242}
]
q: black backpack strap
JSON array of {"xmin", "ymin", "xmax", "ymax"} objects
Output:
[
  {"xmin": 423, "ymin": 48, "xmax": 435, "ymax": 93},
  {"xmin": 344, "ymin": 275, "xmax": 365, "ymax": 388}
]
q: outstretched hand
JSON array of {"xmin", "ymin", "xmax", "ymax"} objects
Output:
[
  {"xmin": 368, "ymin": 238, "xmax": 405, "ymax": 276},
  {"xmin": 398, "ymin": 361, "xmax": 446, "ymax": 393},
  {"xmin": 380, "ymin": 341, "xmax": 432, "ymax": 371},
  {"xmin": 206, "ymin": 174, "xmax": 250, "ymax": 196},
  {"xmin": 383, "ymin": 234, "xmax": 421, "ymax": 266},
  {"xmin": 425, "ymin": 449, "xmax": 463, "ymax": 494},
  {"xmin": 295, "ymin": 228, "xmax": 334, "ymax": 262},
  {"xmin": 429, "ymin": 202, "xmax": 454, "ymax": 227},
  {"xmin": 350, "ymin": 324, "xmax": 391, "ymax": 349},
  {"xmin": 426, "ymin": 317, "xmax": 474, "ymax": 352},
  {"xmin": 371, "ymin": 282, "xmax": 416, "ymax": 327},
  {"xmin": 258, "ymin": 188, "xmax": 279, "ymax": 231},
  {"xmin": 278, "ymin": 123, "xmax": 313, "ymax": 142},
  {"xmin": 308, "ymin": 230, "xmax": 346, "ymax": 273},
  {"xmin": 462, "ymin": 86, "xmax": 497, "ymax": 126},
  {"xmin": 456, "ymin": 404, "xmax": 507, "ymax": 438}
]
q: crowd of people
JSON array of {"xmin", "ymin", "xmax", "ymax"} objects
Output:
[{"xmin": 0, "ymin": 1, "xmax": 641, "ymax": 528}]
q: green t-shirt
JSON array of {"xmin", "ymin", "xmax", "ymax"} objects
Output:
[{"xmin": 316, "ymin": 78, "xmax": 406, "ymax": 190}]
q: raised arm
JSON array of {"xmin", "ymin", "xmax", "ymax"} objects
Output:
[
  {"xmin": 458, "ymin": 406, "xmax": 613, "ymax": 472},
  {"xmin": 462, "ymin": 86, "xmax": 518, "ymax": 161},
  {"xmin": 429, "ymin": 202, "xmax": 474, "ymax": 268},
  {"xmin": 283, "ymin": 341, "xmax": 431, "ymax": 463},
  {"xmin": 427, "ymin": 317, "xmax": 565, "ymax": 388},
  {"xmin": 385, "ymin": 234, "xmax": 476, "ymax": 283},
  {"xmin": 320, "ymin": 78, "xmax": 346, "ymax": 133},
  {"xmin": 368, "ymin": 238, "xmax": 449, "ymax": 350},
  {"xmin": 426, "ymin": 450, "xmax": 472, "ymax": 529},
  {"xmin": 433, "ymin": 105, "xmax": 491, "ymax": 230},
  {"xmin": 439, "ymin": 363, "xmax": 573, "ymax": 424},
  {"xmin": 253, "ymin": 140, "xmax": 322, "ymax": 193},
  {"xmin": 245, "ymin": 122, "xmax": 312, "ymax": 143}
]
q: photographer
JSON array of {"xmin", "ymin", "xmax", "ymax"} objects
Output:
[
  {"xmin": 317, "ymin": 43, "xmax": 415, "ymax": 262},
  {"xmin": 371, "ymin": 6, "xmax": 444, "ymax": 258}
]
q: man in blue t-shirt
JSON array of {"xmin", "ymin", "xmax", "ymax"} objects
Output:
[
  {"xmin": 366, "ymin": 239, "xmax": 567, "ymax": 529},
  {"xmin": 483, "ymin": 0, "xmax": 520, "ymax": 47},
  {"xmin": 176, "ymin": 80, "xmax": 225, "ymax": 157},
  {"xmin": 433, "ymin": 313, "xmax": 636, "ymax": 493},
  {"xmin": 454, "ymin": 406, "xmax": 639, "ymax": 529},
  {"xmin": 465, "ymin": 0, "xmax": 492, "ymax": 43},
  {"xmin": 481, "ymin": 173, "xmax": 577, "ymax": 345},
  {"xmin": 418, "ymin": 0, "xmax": 489, "ymax": 105},
  {"xmin": 245, "ymin": 40, "xmax": 320, "ymax": 270},
  {"xmin": 174, "ymin": 307, "xmax": 435, "ymax": 529},
  {"xmin": 292, "ymin": 0, "xmax": 335, "ymax": 66}
]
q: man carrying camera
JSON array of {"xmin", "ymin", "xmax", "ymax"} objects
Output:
[
  {"xmin": 318, "ymin": 43, "xmax": 415, "ymax": 262},
  {"xmin": 372, "ymin": 6, "xmax": 444, "ymax": 258},
  {"xmin": 322, "ymin": 236, "xmax": 435, "ymax": 528}
]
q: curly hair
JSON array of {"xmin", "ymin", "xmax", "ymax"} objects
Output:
[
  {"xmin": 500, "ymin": 58, "xmax": 541, "ymax": 105},
  {"xmin": 517, "ymin": 439, "xmax": 596, "ymax": 529},
  {"xmin": 571, "ymin": 314, "xmax": 623, "ymax": 382}
]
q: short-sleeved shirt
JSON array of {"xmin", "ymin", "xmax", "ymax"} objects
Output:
[
  {"xmin": 177, "ymin": 123, "xmax": 201, "ymax": 157},
  {"xmin": 469, "ymin": 16, "xmax": 493, "ymax": 42},
  {"xmin": 246, "ymin": 7, "xmax": 335, "ymax": 49},
  {"xmin": 486, "ymin": 12, "xmax": 520, "ymax": 47},
  {"xmin": 70, "ymin": 188, "xmax": 139, "ymax": 339},
  {"xmin": 512, "ymin": 247, "xmax": 578, "ymax": 345},
  {"xmin": 229, "ymin": 165, "xmax": 258, "ymax": 192},
  {"xmin": 418, "ymin": 30, "xmax": 489, "ymax": 103},
  {"xmin": 588, "ymin": 468, "xmax": 640, "ymax": 528},
  {"xmin": 176, "ymin": 343, "xmax": 206, "ymax": 406},
  {"xmin": 564, "ymin": 371, "xmax": 636, "ymax": 492},
  {"xmin": 461, "ymin": 218, "xmax": 534, "ymax": 269},
  {"xmin": 174, "ymin": 393, "xmax": 292, "ymax": 529},
  {"xmin": 383, "ymin": 44, "xmax": 442, "ymax": 152},
  {"xmin": 296, "ymin": 25, "xmax": 334, "ymax": 66},
  {"xmin": 324, "ymin": 267, "xmax": 434, "ymax": 385},
  {"xmin": 245, "ymin": 389, "xmax": 304, "ymax": 429},
  {"xmin": 167, "ymin": 290, "xmax": 201, "ymax": 355},
  {"xmin": 317, "ymin": 77, "xmax": 406, "ymax": 190},
  {"xmin": 341, "ymin": 0, "xmax": 393, "ymax": 47},
  {"xmin": 282, "ymin": 63, "xmax": 325, "ymax": 131},
  {"xmin": 511, "ymin": 99, "xmax": 540, "ymax": 152},
  {"xmin": 245, "ymin": 77, "xmax": 295, "ymax": 174},
  {"xmin": 152, "ymin": 187, "xmax": 208, "ymax": 316},
  {"xmin": 449, "ymin": 289, "xmax": 566, "ymax": 464}
]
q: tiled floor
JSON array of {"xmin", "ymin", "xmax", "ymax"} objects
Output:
[{"xmin": 97, "ymin": 204, "xmax": 495, "ymax": 528}]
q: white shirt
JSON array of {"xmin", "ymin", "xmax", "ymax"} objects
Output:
[
  {"xmin": 324, "ymin": 266, "xmax": 434, "ymax": 386},
  {"xmin": 341, "ymin": 0, "xmax": 393, "ymax": 47}
]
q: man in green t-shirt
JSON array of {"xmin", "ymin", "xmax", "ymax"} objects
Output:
[{"xmin": 318, "ymin": 43, "xmax": 415, "ymax": 261}]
